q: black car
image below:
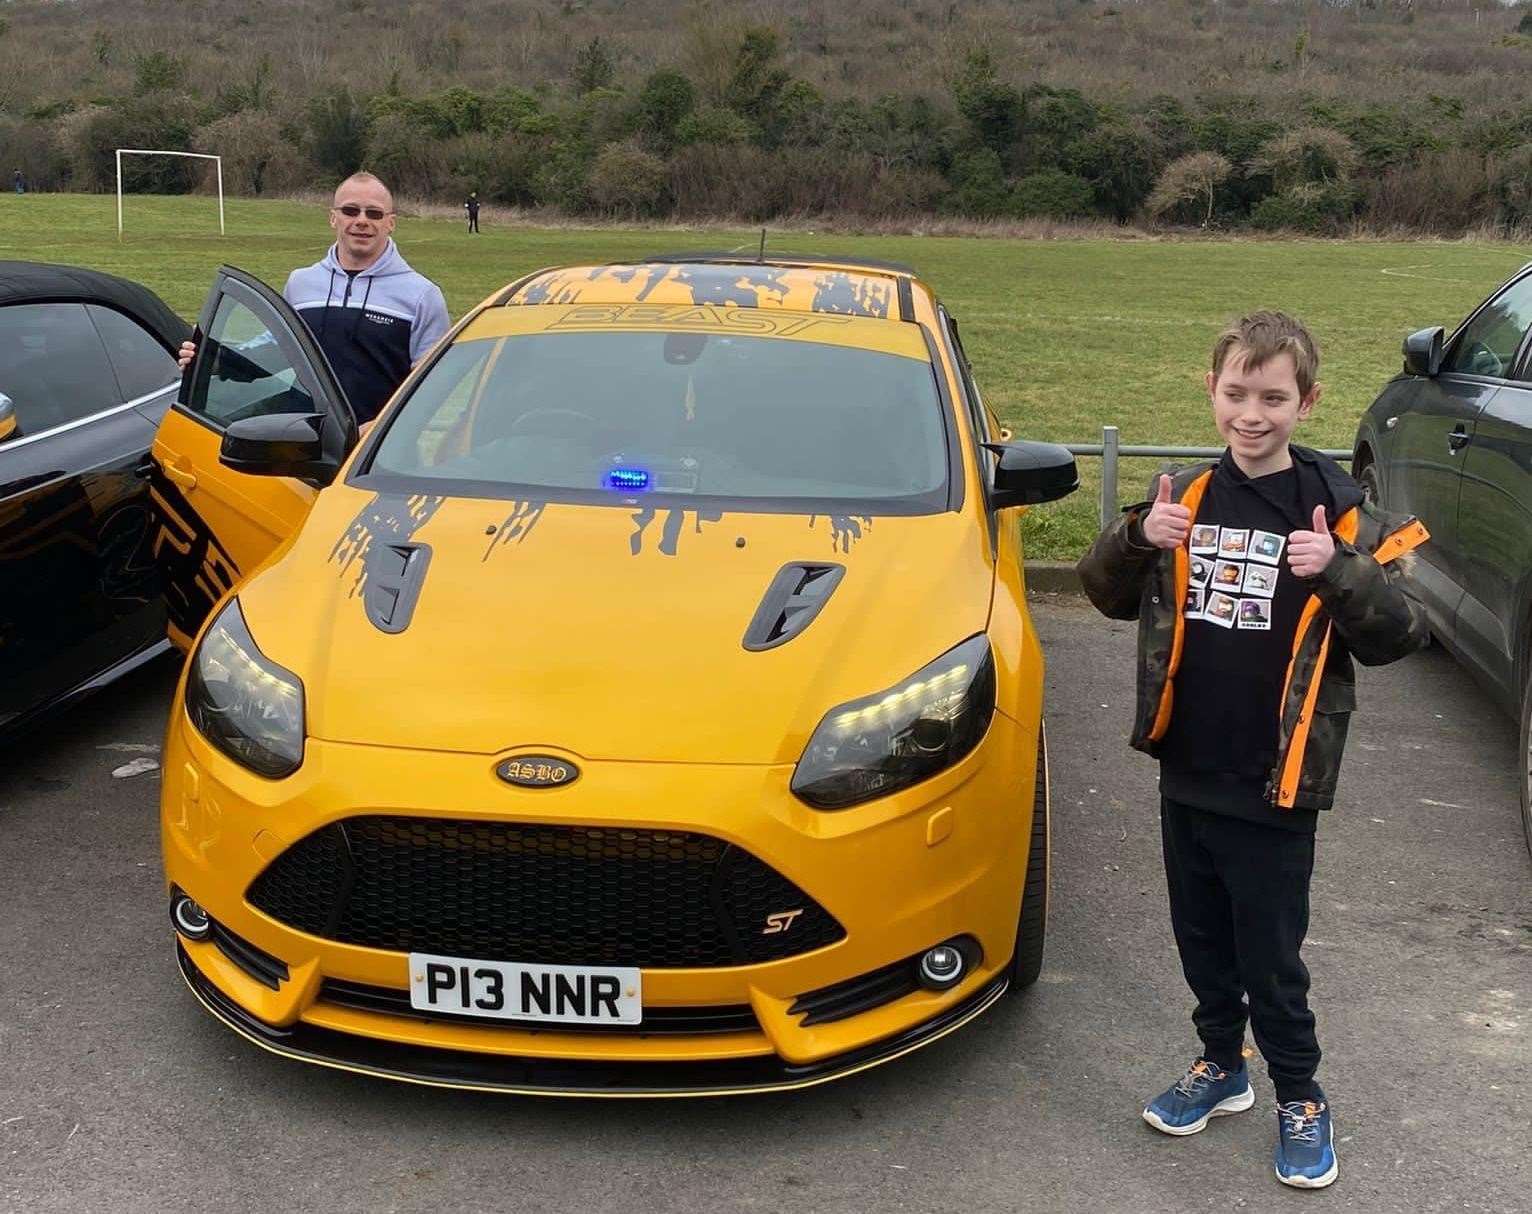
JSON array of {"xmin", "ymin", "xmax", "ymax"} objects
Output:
[
  {"xmin": 0, "ymin": 262, "xmax": 189, "ymax": 742},
  {"xmin": 1352, "ymin": 259, "xmax": 1532, "ymax": 855}
]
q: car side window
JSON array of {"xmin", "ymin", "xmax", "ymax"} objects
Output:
[
  {"xmin": 193, "ymin": 293, "xmax": 317, "ymax": 428},
  {"xmin": 0, "ymin": 302, "xmax": 121, "ymax": 437},
  {"xmin": 1442, "ymin": 275, "xmax": 1532, "ymax": 379},
  {"xmin": 87, "ymin": 305, "xmax": 178, "ymax": 402}
]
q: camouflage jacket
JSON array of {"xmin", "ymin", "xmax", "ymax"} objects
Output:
[{"xmin": 1075, "ymin": 452, "xmax": 1431, "ymax": 812}]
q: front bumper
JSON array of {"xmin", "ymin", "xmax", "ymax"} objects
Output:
[
  {"xmin": 163, "ymin": 699, "xmax": 1041, "ymax": 1095},
  {"xmin": 178, "ymin": 942, "xmax": 1009, "ymax": 1096}
]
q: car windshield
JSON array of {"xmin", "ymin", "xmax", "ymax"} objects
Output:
[{"xmin": 363, "ymin": 315, "xmax": 950, "ymax": 513}]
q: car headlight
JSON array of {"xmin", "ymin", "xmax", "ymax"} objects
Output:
[
  {"xmin": 186, "ymin": 598, "xmax": 305, "ymax": 778},
  {"xmin": 791, "ymin": 634, "xmax": 996, "ymax": 809}
]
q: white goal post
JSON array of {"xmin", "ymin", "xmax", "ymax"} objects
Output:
[{"xmin": 115, "ymin": 149, "xmax": 224, "ymax": 239}]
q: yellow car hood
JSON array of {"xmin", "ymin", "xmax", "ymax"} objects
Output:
[{"xmin": 239, "ymin": 485, "xmax": 995, "ymax": 763}]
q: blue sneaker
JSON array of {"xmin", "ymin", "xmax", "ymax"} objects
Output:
[
  {"xmin": 1274, "ymin": 1096, "xmax": 1338, "ymax": 1188},
  {"xmin": 1142, "ymin": 1058, "xmax": 1255, "ymax": 1135}
]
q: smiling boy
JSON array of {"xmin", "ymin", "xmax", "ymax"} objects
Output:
[{"xmin": 1076, "ymin": 312, "xmax": 1431, "ymax": 1189}]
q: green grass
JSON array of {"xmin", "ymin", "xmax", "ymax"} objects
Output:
[{"xmin": 5, "ymin": 193, "xmax": 1528, "ymax": 559}]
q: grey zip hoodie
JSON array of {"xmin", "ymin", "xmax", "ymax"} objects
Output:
[{"xmin": 284, "ymin": 239, "xmax": 449, "ymax": 423}]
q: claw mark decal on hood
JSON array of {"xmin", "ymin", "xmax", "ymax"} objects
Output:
[
  {"xmin": 809, "ymin": 514, "xmax": 873, "ymax": 554},
  {"xmin": 329, "ymin": 493, "xmax": 445, "ymax": 595},
  {"xmin": 483, "ymin": 500, "xmax": 547, "ymax": 560},
  {"xmin": 630, "ymin": 506, "xmax": 724, "ymax": 556},
  {"xmin": 511, "ymin": 264, "xmax": 894, "ymax": 319}
]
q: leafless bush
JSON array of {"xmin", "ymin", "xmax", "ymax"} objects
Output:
[
  {"xmin": 1147, "ymin": 152, "xmax": 1233, "ymax": 225},
  {"xmin": 1361, "ymin": 149, "xmax": 1490, "ymax": 234},
  {"xmin": 1248, "ymin": 126, "xmax": 1360, "ymax": 189}
]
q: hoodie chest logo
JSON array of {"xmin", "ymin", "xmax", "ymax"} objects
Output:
[{"xmin": 363, "ymin": 312, "xmax": 396, "ymax": 325}]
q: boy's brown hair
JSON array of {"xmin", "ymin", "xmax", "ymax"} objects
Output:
[{"xmin": 1211, "ymin": 311, "xmax": 1320, "ymax": 396}]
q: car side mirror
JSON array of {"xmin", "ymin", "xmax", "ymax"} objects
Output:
[
  {"xmin": 984, "ymin": 440, "xmax": 1079, "ymax": 509},
  {"xmin": 220, "ymin": 412, "xmax": 340, "ymax": 485},
  {"xmin": 0, "ymin": 394, "xmax": 16, "ymax": 443},
  {"xmin": 1403, "ymin": 326, "xmax": 1444, "ymax": 377}
]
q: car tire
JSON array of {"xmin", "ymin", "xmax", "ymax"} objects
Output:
[
  {"xmin": 1008, "ymin": 719, "xmax": 1050, "ymax": 990},
  {"xmin": 1519, "ymin": 668, "xmax": 1532, "ymax": 861},
  {"xmin": 1357, "ymin": 457, "xmax": 1381, "ymax": 506}
]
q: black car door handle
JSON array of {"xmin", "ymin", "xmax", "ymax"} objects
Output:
[{"xmin": 1448, "ymin": 425, "xmax": 1471, "ymax": 453}]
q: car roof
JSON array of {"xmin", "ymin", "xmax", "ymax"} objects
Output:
[
  {"xmin": 500, "ymin": 255, "xmax": 917, "ymax": 323},
  {"xmin": 0, "ymin": 260, "xmax": 189, "ymax": 351}
]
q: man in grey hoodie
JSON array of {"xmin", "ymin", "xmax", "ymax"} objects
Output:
[{"xmin": 178, "ymin": 172, "xmax": 449, "ymax": 424}]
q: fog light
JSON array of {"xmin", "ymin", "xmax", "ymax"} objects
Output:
[
  {"xmin": 918, "ymin": 943, "xmax": 966, "ymax": 990},
  {"xmin": 171, "ymin": 894, "xmax": 211, "ymax": 940}
]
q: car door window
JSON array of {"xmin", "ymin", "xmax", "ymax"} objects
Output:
[
  {"xmin": 87, "ymin": 304, "xmax": 178, "ymax": 402},
  {"xmin": 1442, "ymin": 275, "xmax": 1532, "ymax": 379},
  {"xmin": 0, "ymin": 302, "xmax": 121, "ymax": 437},
  {"xmin": 193, "ymin": 293, "xmax": 319, "ymax": 428}
]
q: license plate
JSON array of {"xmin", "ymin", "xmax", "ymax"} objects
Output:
[{"xmin": 407, "ymin": 953, "xmax": 642, "ymax": 1025}]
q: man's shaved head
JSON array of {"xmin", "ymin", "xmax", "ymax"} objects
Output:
[{"xmin": 333, "ymin": 172, "xmax": 394, "ymax": 211}]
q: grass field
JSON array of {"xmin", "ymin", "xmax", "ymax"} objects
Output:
[{"xmin": 5, "ymin": 193, "xmax": 1529, "ymax": 559}]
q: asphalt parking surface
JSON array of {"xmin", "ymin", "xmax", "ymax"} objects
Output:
[{"xmin": 2, "ymin": 596, "xmax": 1528, "ymax": 1214}]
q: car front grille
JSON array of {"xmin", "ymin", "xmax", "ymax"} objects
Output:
[{"xmin": 247, "ymin": 816, "xmax": 844, "ymax": 968}]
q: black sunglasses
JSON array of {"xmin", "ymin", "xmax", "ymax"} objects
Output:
[{"xmin": 333, "ymin": 204, "xmax": 392, "ymax": 220}]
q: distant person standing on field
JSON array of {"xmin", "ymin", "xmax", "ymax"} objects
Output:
[
  {"xmin": 13, "ymin": 170, "xmax": 25, "ymax": 195},
  {"xmin": 465, "ymin": 192, "xmax": 481, "ymax": 234},
  {"xmin": 176, "ymin": 171, "xmax": 449, "ymax": 424}
]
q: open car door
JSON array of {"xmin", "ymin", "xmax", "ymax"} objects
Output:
[{"xmin": 150, "ymin": 266, "xmax": 357, "ymax": 650}]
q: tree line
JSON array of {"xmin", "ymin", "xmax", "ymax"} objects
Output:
[{"xmin": 5, "ymin": 10, "xmax": 1532, "ymax": 234}]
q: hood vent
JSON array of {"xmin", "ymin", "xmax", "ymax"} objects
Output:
[
  {"xmin": 364, "ymin": 543, "xmax": 432, "ymax": 634},
  {"xmin": 742, "ymin": 563, "xmax": 845, "ymax": 651}
]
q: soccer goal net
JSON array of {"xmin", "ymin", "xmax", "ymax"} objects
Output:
[{"xmin": 115, "ymin": 149, "xmax": 224, "ymax": 239}]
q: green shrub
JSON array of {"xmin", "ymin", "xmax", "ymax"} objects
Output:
[
  {"xmin": 675, "ymin": 106, "xmax": 755, "ymax": 146},
  {"xmin": 947, "ymin": 147, "xmax": 1010, "ymax": 217},
  {"xmin": 1249, "ymin": 182, "xmax": 1358, "ymax": 233},
  {"xmin": 1011, "ymin": 169, "xmax": 1093, "ymax": 219},
  {"xmin": 634, "ymin": 69, "xmax": 696, "ymax": 148},
  {"xmin": 588, "ymin": 140, "xmax": 670, "ymax": 215}
]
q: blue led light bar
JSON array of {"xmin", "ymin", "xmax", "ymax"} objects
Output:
[{"xmin": 605, "ymin": 467, "xmax": 651, "ymax": 491}]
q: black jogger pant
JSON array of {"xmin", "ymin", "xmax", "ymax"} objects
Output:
[{"xmin": 1160, "ymin": 797, "xmax": 1321, "ymax": 1103}]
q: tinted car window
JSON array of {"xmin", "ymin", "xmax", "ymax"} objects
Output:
[
  {"xmin": 369, "ymin": 330, "xmax": 949, "ymax": 509},
  {"xmin": 88, "ymin": 304, "xmax": 178, "ymax": 401},
  {"xmin": 0, "ymin": 302, "xmax": 121, "ymax": 437},
  {"xmin": 194, "ymin": 293, "xmax": 318, "ymax": 428},
  {"xmin": 1442, "ymin": 275, "xmax": 1532, "ymax": 379}
]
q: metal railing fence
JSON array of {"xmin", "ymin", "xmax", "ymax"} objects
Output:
[{"xmin": 1062, "ymin": 425, "xmax": 1353, "ymax": 527}]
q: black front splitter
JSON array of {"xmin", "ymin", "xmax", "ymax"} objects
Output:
[{"xmin": 176, "ymin": 943, "xmax": 1008, "ymax": 1098}]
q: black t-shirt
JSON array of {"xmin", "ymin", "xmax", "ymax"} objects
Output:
[{"xmin": 1159, "ymin": 454, "xmax": 1322, "ymax": 832}]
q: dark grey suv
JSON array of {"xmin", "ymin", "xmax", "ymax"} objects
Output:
[{"xmin": 1352, "ymin": 260, "xmax": 1532, "ymax": 856}]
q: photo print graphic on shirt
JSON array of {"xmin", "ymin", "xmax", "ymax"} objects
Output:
[
  {"xmin": 1248, "ymin": 530, "xmax": 1285, "ymax": 565},
  {"xmin": 1185, "ymin": 585, "xmax": 1206, "ymax": 619},
  {"xmin": 1242, "ymin": 563, "xmax": 1279, "ymax": 597},
  {"xmin": 1189, "ymin": 555, "xmax": 1213, "ymax": 587},
  {"xmin": 1219, "ymin": 527, "xmax": 1250, "ymax": 557},
  {"xmin": 1237, "ymin": 597, "xmax": 1273, "ymax": 630},
  {"xmin": 1205, "ymin": 591, "xmax": 1238, "ymax": 628},
  {"xmin": 1214, "ymin": 560, "xmax": 1244, "ymax": 588},
  {"xmin": 1190, "ymin": 524, "xmax": 1219, "ymax": 553}
]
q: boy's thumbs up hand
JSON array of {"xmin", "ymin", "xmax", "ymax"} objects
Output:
[
  {"xmin": 1141, "ymin": 474, "xmax": 1191, "ymax": 549},
  {"xmin": 1287, "ymin": 504, "xmax": 1336, "ymax": 578}
]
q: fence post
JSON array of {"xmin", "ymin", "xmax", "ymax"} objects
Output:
[{"xmin": 1100, "ymin": 424, "xmax": 1120, "ymax": 528}]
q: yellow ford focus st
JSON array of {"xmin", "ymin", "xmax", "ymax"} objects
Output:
[{"xmin": 152, "ymin": 254, "xmax": 1077, "ymax": 1095}]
